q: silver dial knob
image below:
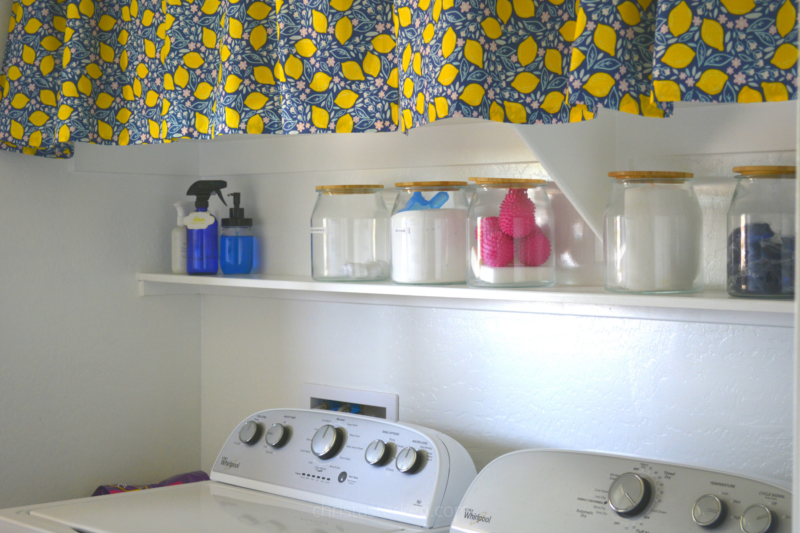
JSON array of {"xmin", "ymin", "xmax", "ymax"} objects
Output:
[
  {"xmin": 396, "ymin": 447, "xmax": 422, "ymax": 474},
  {"xmin": 365, "ymin": 439, "xmax": 390, "ymax": 466},
  {"xmin": 265, "ymin": 423, "xmax": 289, "ymax": 448},
  {"xmin": 692, "ymin": 495, "xmax": 725, "ymax": 528},
  {"xmin": 238, "ymin": 421, "xmax": 262, "ymax": 445},
  {"xmin": 608, "ymin": 473, "xmax": 652, "ymax": 516},
  {"xmin": 741, "ymin": 505, "xmax": 774, "ymax": 533},
  {"xmin": 311, "ymin": 425, "xmax": 343, "ymax": 459}
]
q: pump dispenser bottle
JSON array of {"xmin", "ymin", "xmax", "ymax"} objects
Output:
[
  {"xmin": 220, "ymin": 192, "xmax": 254, "ymax": 275},
  {"xmin": 185, "ymin": 180, "xmax": 227, "ymax": 275},
  {"xmin": 171, "ymin": 202, "xmax": 191, "ymax": 274}
]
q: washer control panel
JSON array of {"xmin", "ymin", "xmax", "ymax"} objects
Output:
[
  {"xmin": 452, "ymin": 450, "xmax": 791, "ymax": 533},
  {"xmin": 211, "ymin": 409, "xmax": 476, "ymax": 528}
]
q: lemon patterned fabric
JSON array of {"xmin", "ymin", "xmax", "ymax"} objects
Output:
[{"xmin": 0, "ymin": 0, "xmax": 795, "ymax": 157}]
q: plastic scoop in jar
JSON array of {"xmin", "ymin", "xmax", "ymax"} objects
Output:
[{"xmin": 398, "ymin": 191, "xmax": 450, "ymax": 212}]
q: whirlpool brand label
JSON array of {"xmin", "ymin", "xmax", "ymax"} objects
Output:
[
  {"xmin": 463, "ymin": 508, "xmax": 492, "ymax": 525},
  {"xmin": 220, "ymin": 457, "xmax": 240, "ymax": 470}
]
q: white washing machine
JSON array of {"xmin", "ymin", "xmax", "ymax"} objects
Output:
[
  {"xmin": 451, "ymin": 449, "xmax": 791, "ymax": 533},
  {"xmin": 0, "ymin": 408, "xmax": 477, "ymax": 533}
]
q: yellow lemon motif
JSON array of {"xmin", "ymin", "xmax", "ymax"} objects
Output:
[
  {"xmin": 285, "ymin": 55, "xmax": 303, "ymax": 79},
  {"xmin": 201, "ymin": 0, "xmax": 220, "ymax": 16},
  {"xmin": 570, "ymin": 48, "xmax": 585, "ymax": 70},
  {"xmin": 545, "ymin": 49, "xmax": 562, "ymax": 74},
  {"xmin": 40, "ymin": 56, "xmax": 55, "ymax": 76},
  {"xmin": 363, "ymin": 52, "xmax": 381, "ymax": 77},
  {"xmin": 312, "ymin": 106, "xmax": 329, "ymax": 128},
  {"xmin": 247, "ymin": 2, "xmax": 271, "ymax": 19},
  {"xmin": 504, "ymin": 101, "xmax": 526, "ymax": 123},
  {"xmin": 96, "ymin": 92, "xmax": 114, "ymax": 108},
  {"xmin": 142, "ymin": 9, "xmax": 154, "ymax": 26},
  {"xmin": 696, "ymin": 69, "xmax": 728, "ymax": 94},
  {"xmin": 335, "ymin": 89, "xmax": 359, "ymax": 108},
  {"xmin": 668, "ymin": 1, "xmax": 692, "ymax": 36},
  {"xmin": 569, "ymin": 104, "xmax": 587, "ymax": 122},
  {"xmin": 416, "ymin": 92, "xmax": 425, "ymax": 114},
  {"xmin": 391, "ymin": 102, "xmax": 399, "ymax": 124},
  {"xmin": 393, "ymin": 9, "xmax": 399, "ymax": 32},
  {"xmin": 120, "ymin": 50, "xmax": 129, "ymax": 71},
  {"xmin": 403, "ymin": 77, "xmax": 414, "ymax": 98},
  {"xmin": 80, "ymin": 0, "xmax": 94, "ymax": 17},
  {"xmin": 41, "ymin": 36, "xmax": 62, "ymax": 52},
  {"xmin": 254, "ymin": 66, "xmax": 275, "ymax": 85},
  {"xmin": 513, "ymin": 0, "xmax": 535, "ymax": 18},
  {"xmin": 122, "ymin": 85, "xmax": 134, "ymax": 100},
  {"xmin": 481, "ymin": 18, "xmax": 502, "ymax": 39},
  {"xmin": 58, "ymin": 124, "xmax": 71, "ymax": 142},
  {"xmin": 40, "ymin": 90, "xmax": 56, "ymax": 107},
  {"xmin": 433, "ymin": 0, "xmax": 442, "ymax": 20},
  {"xmin": 653, "ymin": 79, "xmax": 682, "ymax": 100},
  {"xmin": 146, "ymin": 90, "xmax": 159, "ymax": 107},
  {"xmin": 435, "ymin": 96, "xmax": 448, "ymax": 118},
  {"xmin": 584, "ymin": 72, "xmax": 615, "ymax": 97},
  {"xmin": 250, "ymin": 26, "xmax": 267, "ymax": 50},
  {"xmin": 559, "ymin": 21, "xmax": 577, "ymax": 42},
  {"xmin": 423, "ymin": 23, "xmax": 435, "ymax": 43},
  {"xmin": 184, "ymin": 52, "xmax": 205, "ymax": 68},
  {"xmin": 460, "ymin": 84, "xmax": 485, "ymax": 106},
  {"xmin": 574, "ymin": 8, "xmax": 587, "ymax": 36},
  {"xmin": 442, "ymin": 28, "xmax": 456, "ymax": 58},
  {"xmin": 398, "ymin": 7, "xmax": 412, "ymax": 26},
  {"xmin": 619, "ymin": 93, "xmax": 640, "ymax": 115},
  {"xmin": 145, "ymin": 39, "xmax": 157, "ymax": 58},
  {"xmin": 137, "ymin": 63, "xmax": 149, "ymax": 78},
  {"xmin": 312, "ymin": 11, "xmax": 327, "ymax": 33},
  {"xmin": 244, "ymin": 92, "xmax": 268, "ymax": 109},
  {"xmin": 22, "ymin": 45, "xmax": 35, "ymax": 64},
  {"xmin": 721, "ymin": 0, "xmax": 754, "ymax": 14},
  {"xmin": 175, "ymin": 66, "xmax": 189, "ymax": 87},
  {"xmin": 402, "ymin": 109, "xmax": 412, "ymax": 131},
  {"xmin": 419, "ymin": 0, "xmax": 431, "ymax": 11},
  {"xmin": 371, "ymin": 35, "xmax": 396, "ymax": 53},
  {"xmin": 437, "ymin": 64, "xmax": 458, "ymax": 85},
  {"xmin": 594, "ymin": 24, "xmax": 616, "ymax": 56},
  {"xmin": 497, "ymin": 0, "xmax": 512, "ymax": 23},
  {"xmin": 11, "ymin": 94, "xmax": 29, "ymax": 109},
  {"xmin": 78, "ymin": 75, "xmax": 92, "ymax": 96},
  {"xmin": 464, "ymin": 40, "xmax": 483, "ymax": 68},
  {"xmin": 489, "ymin": 101, "xmax": 504, "ymax": 122},
  {"xmin": 403, "ymin": 44, "xmax": 412, "ymax": 71},
  {"xmin": 662, "ymin": 43, "xmax": 696, "ymax": 68},
  {"xmin": 330, "ymin": 0, "xmax": 353, "ymax": 11},
  {"xmin": 25, "ymin": 18, "xmax": 42, "ymax": 34},
  {"xmin": 274, "ymin": 62, "xmax": 286, "ymax": 81},
  {"xmin": 117, "ymin": 108, "xmax": 131, "ymax": 123},
  {"xmin": 247, "ymin": 115, "xmax": 264, "ymax": 134},
  {"xmin": 737, "ymin": 86, "xmax": 763, "ymax": 103},
  {"xmin": 336, "ymin": 17, "xmax": 352, "ymax": 44},
  {"xmin": 62, "ymin": 81, "xmax": 79, "ymax": 97},
  {"xmin": 225, "ymin": 107, "xmax": 240, "ymax": 129},
  {"xmin": 429, "ymin": 103, "xmax": 436, "ymax": 122},
  {"xmin": 336, "ymin": 114, "xmax": 353, "ymax": 133},
  {"xmin": 195, "ymin": 82, "xmax": 214, "ymax": 99},
  {"xmin": 413, "ymin": 52, "xmax": 422, "ymax": 75},
  {"xmin": 229, "ymin": 18, "xmax": 243, "ymax": 38},
  {"xmin": 133, "ymin": 78, "xmax": 142, "ymax": 97},
  {"xmin": 511, "ymin": 72, "xmax": 540, "ymax": 93},
  {"xmin": 617, "ymin": 1, "xmax": 640, "ymax": 25},
  {"xmin": 67, "ymin": 4, "xmax": 80, "ymax": 18},
  {"xmin": 295, "ymin": 39, "xmax": 317, "ymax": 57},
  {"xmin": 10, "ymin": 120, "xmax": 24, "ymax": 139},
  {"xmin": 777, "ymin": 0, "xmax": 796, "ymax": 37},
  {"xmin": 387, "ymin": 68, "xmax": 398, "ymax": 87},
  {"xmin": 164, "ymin": 73, "xmax": 175, "ymax": 90},
  {"xmin": 310, "ymin": 72, "xmax": 333, "ymax": 91},
  {"xmin": 201, "ymin": 28, "xmax": 216, "ymax": 49},
  {"xmin": 761, "ymin": 82, "xmax": 788, "ymax": 101},
  {"xmin": 220, "ymin": 45, "xmax": 232, "ymax": 62},
  {"xmin": 28, "ymin": 130, "xmax": 42, "ymax": 147},
  {"xmin": 517, "ymin": 36, "xmax": 538, "ymax": 66},
  {"xmin": 541, "ymin": 91, "xmax": 565, "ymax": 113},
  {"xmin": 341, "ymin": 61, "xmax": 365, "ymax": 80},
  {"xmin": 58, "ymin": 105, "xmax": 73, "ymax": 120},
  {"xmin": 771, "ymin": 44, "xmax": 798, "ymax": 70},
  {"xmin": 28, "ymin": 112, "xmax": 47, "ymax": 130},
  {"xmin": 701, "ymin": 19, "xmax": 724, "ymax": 52}
]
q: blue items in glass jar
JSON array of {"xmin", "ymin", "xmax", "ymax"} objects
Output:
[
  {"xmin": 727, "ymin": 166, "xmax": 796, "ymax": 298},
  {"xmin": 220, "ymin": 192, "xmax": 255, "ymax": 275}
]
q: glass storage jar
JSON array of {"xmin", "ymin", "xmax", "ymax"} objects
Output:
[
  {"xmin": 727, "ymin": 166, "xmax": 796, "ymax": 298},
  {"xmin": 311, "ymin": 185, "xmax": 391, "ymax": 281},
  {"xmin": 467, "ymin": 178, "xmax": 555, "ymax": 288},
  {"xmin": 391, "ymin": 181, "xmax": 469, "ymax": 285},
  {"xmin": 604, "ymin": 171, "xmax": 703, "ymax": 294}
]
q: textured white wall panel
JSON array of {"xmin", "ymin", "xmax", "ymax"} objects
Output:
[{"xmin": 201, "ymin": 296, "xmax": 793, "ymax": 486}]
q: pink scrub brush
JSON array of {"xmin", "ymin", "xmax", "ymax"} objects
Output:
[
  {"xmin": 516, "ymin": 227, "xmax": 551, "ymax": 267},
  {"xmin": 477, "ymin": 216, "xmax": 514, "ymax": 267},
  {"xmin": 499, "ymin": 189, "xmax": 536, "ymax": 238},
  {"xmin": 476, "ymin": 216, "xmax": 501, "ymax": 239}
]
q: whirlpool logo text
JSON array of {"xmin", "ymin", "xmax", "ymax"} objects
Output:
[
  {"xmin": 463, "ymin": 508, "xmax": 492, "ymax": 524},
  {"xmin": 220, "ymin": 457, "xmax": 240, "ymax": 469}
]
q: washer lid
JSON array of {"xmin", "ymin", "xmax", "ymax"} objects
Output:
[{"xmin": 23, "ymin": 482, "xmax": 413, "ymax": 533}]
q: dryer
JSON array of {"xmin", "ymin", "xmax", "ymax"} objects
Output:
[{"xmin": 0, "ymin": 408, "xmax": 477, "ymax": 533}]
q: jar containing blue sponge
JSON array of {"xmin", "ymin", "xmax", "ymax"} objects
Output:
[{"xmin": 727, "ymin": 166, "xmax": 796, "ymax": 298}]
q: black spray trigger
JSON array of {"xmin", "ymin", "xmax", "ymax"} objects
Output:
[{"xmin": 215, "ymin": 189, "xmax": 228, "ymax": 205}]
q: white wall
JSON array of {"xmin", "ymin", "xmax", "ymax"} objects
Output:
[{"xmin": 0, "ymin": 144, "xmax": 202, "ymax": 507}]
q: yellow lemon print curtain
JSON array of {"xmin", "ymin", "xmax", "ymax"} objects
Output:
[{"xmin": 0, "ymin": 0, "xmax": 796, "ymax": 157}]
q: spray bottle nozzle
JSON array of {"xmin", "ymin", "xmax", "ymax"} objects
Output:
[{"xmin": 186, "ymin": 180, "xmax": 228, "ymax": 209}]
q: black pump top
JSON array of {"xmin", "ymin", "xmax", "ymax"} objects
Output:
[
  {"xmin": 222, "ymin": 192, "xmax": 253, "ymax": 227},
  {"xmin": 187, "ymin": 180, "xmax": 228, "ymax": 209}
]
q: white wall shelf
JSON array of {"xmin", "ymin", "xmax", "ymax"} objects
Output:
[{"xmin": 137, "ymin": 273, "xmax": 793, "ymax": 327}]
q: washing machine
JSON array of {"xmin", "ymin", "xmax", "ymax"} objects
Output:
[
  {"xmin": 451, "ymin": 449, "xmax": 791, "ymax": 533},
  {"xmin": 0, "ymin": 408, "xmax": 477, "ymax": 533}
]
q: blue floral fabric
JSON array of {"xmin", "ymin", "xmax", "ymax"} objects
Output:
[{"xmin": 0, "ymin": 0, "xmax": 795, "ymax": 157}]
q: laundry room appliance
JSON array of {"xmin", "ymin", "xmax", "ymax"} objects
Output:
[
  {"xmin": 0, "ymin": 408, "xmax": 477, "ymax": 533},
  {"xmin": 451, "ymin": 450, "xmax": 790, "ymax": 533}
]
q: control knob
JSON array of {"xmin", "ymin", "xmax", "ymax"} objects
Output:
[
  {"xmin": 608, "ymin": 473, "xmax": 652, "ymax": 517},
  {"xmin": 365, "ymin": 439, "xmax": 391, "ymax": 466},
  {"xmin": 238, "ymin": 421, "xmax": 263, "ymax": 445},
  {"xmin": 692, "ymin": 495, "xmax": 725, "ymax": 528},
  {"xmin": 311, "ymin": 425, "xmax": 344, "ymax": 459},
  {"xmin": 265, "ymin": 423, "xmax": 289, "ymax": 448},
  {"xmin": 396, "ymin": 447, "xmax": 423, "ymax": 474},
  {"xmin": 741, "ymin": 505, "xmax": 774, "ymax": 533}
]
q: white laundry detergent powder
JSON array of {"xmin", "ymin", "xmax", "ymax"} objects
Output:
[{"xmin": 391, "ymin": 209, "xmax": 468, "ymax": 284}]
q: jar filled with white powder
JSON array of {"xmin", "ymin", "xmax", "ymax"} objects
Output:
[
  {"xmin": 311, "ymin": 185, "xmax": 391, "ymax": 281},
  {"xmin": 603, "ymin": 171, "xmax": 703, "ymax": 294},
  {"xmin": 391, "ymin": 182, "xmax": 469, "ymax": 285}
]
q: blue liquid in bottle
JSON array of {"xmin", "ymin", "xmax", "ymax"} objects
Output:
[
  {"xmin": 187, "ymin": 208, "xmax": 219, "ymax": 275},
  {"xmin": 221, "ymin": 234, "xmax": 254, "ymax": 274}
]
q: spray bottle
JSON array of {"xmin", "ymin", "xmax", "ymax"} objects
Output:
[
  {"xmin": 172, "ymin": 202, "xmax": 192, "ymax": 274},
  {"xmin": 185, "ymin": 180, "xmax": 227, "ymax": 275}
]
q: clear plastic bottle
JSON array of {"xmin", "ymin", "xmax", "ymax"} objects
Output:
[
  {"xmin": 311, "ymin": 185, "xmax": 391, "ymax": 281},
  {"xmin": 391, "ymin": 182, "xmax": 469, "ymax": 285},
  {"xmin": 603, "ymin": 171, "xmax": 703, "ymax": 294},
  {"xmin": 727, "ymin": 166, "xmax": 796, "ymax": 298},
  {"xmin": 467, "ymin": 178, "xmax": 555, "ymax": 287},
  {"xmin": 171, "ymin": 202, "xmax": 190, "ymax": 274}
]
